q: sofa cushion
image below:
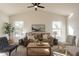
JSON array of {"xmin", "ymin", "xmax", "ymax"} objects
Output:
[
  {"xmin": 43, "ymin": 34, "xmax": 48, "ymax": 39},
  {"xmin": 0, "ymin": 37, "xmax": 9, "ymax": 49},
  {"xmin": 27, "ymin": 35, "xmax": 34, "ymax": 40}
]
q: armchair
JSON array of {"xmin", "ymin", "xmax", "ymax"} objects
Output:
[
  {"xmin": 66, "ymin": 35, "xmax": 76, "ymax": 46},
  {"xmin": 0, "ymin": 37, "xmax": 19, "ymax": 56}
]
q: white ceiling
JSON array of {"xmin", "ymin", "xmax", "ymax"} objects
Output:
[{"xmin": 0, "ymin": 3, "xmax": 79, "ymax": 16}]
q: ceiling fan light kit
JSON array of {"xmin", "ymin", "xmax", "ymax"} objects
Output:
[
  {"xmin": 27, "ymin": 3, "xmax": 45, "ymax": 11},
  {"xmin": 34, "ymin": 6, "xmax": 37, "ymax": 8}
]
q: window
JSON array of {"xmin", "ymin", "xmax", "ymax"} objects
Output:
[
  {"xmin": 14, "ymin": 21, "xmax": 26, "ymax": 39},
  {"xmin": 52, "ymin": 21, "xmax": 62, "ymax": 39},
  {"xmin": 68, "ymin": 25, "xmax": 74, "ymax": 35}
]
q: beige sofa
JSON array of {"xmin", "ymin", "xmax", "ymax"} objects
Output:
[{"xmin": 26, "ymin": 32, "xmax": 54, "ymax": 46}]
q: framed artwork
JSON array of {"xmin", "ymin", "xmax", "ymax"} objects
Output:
[{"xmin": 32, "ymin": 24, "xmax": 45, "ymax": 32}]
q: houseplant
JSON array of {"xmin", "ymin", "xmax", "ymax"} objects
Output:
[{"xmin": 3, "ymin": 23, "xmax": 15, "ymax": 41}]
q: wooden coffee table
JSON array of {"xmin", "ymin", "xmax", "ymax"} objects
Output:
[{"xmin": 27, "ymin": 42, "xmax": 51, "ymax": 56}]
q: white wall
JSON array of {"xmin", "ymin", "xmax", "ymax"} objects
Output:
[
  {"xmin": 0, "ymin": 11, "xmax": 9, "ymax": 36},
  {"xmin": 67, "ymin": 11, "xmax": 79, "ymax": 45},
  {"xmin": 9, "ymin": 10, "xmax": 67, "ymax": 42}
]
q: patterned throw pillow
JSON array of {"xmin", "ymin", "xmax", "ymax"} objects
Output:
[
  {"xmin": 43, "ymin": 34, "xmax": 48, "ymax": 39},
  {"xmin": 27, "ymin": 35, "xmax": 34, "ymax": 40}
]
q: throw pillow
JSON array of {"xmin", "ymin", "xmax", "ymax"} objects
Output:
[
  {"xmin": 27, "ymin": 35, "xmax": 34, "ymax": 40},
  {"xmin": 43, "ymin": 34, "xmax": 48, "ymax": 39}
]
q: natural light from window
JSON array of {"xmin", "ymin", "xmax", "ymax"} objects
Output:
[
  {"xmin": 68, "ymin": 25, "xmax": 74, "ymax": 35},
  {"xmin": 52, "ymin": 21, "xmax": 62, "ymax": 39},
  {"xmin": 14, "ymin": 21, "xmax": 26, "ymax": 39}
]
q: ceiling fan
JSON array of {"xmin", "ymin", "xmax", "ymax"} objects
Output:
[{"xmin": 27, "ymin": 3, "xmax": 45, "ymax": 11}]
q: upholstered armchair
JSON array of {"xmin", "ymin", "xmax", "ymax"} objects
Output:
[
  {"xmin": 64, "ymin": 35, "xmax": 77, "ymax": 55},
  {"xmin": 65, "ymin": 37, "xmax": 79, "ymax": 56},
  {"xmin": 0, "ymin": 37, "xmax": 19, "ymax": 56},
  {"xmin": 66, "ymin": 35, "xmax": 76, "ymax": 46},
  {"xmin": 53, "ymin": 35, "xmax": 76, "ymax": 55}
]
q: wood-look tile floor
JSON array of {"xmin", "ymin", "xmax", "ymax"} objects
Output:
[
  {"xmin": 1, "ymin": 45, "xmax": 72, "ymax": 56},
  {"xmin": 10, "ymin": 45, "xmax": 54, "ymax": 56},
  {"xmin": 11, "ymin": 46, "xmax": 27, "ymax": 56},
  {"xmin": 5, "ymin": 45, "xmax": 72, "ymax": 56}
]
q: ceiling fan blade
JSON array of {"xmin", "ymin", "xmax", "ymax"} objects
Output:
[
  {"xmin": 35, "ymin": 8, "xmax": 37, "ymax": 11},
  {"xmin": 38, "ymin": 6, "xmax": 45, "ymax": 8},
  {"xmin": 32, "ymin": 3, "xmax": 36, "ymax": 6},
  {"xmin": 37, "ymin": 3, "xmax": 40, "ymax": 5},
  {"xmin": 27, "ymin": 6, "xmax": 34, "ymax": 8},
  {"xmin": 32, "ymin": 3, "xmax": 40, "ymax": 6}
]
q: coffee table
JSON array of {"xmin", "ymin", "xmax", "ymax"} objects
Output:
[{"xmin": 27, "ymin": 42, "xmax": 51, "ymax": 56}]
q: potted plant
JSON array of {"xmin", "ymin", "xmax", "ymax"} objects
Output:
[{"xmin": 3, "ymin": 23, "xmax": 15, "ymax": 42}]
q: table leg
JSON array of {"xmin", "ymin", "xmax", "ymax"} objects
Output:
[
  {"xmin": 27, "ymin": 48, "xmax": 28, "ymax": 56},
  {"xmin": 49, "ymin": 47, "xmax": 51, "ymax": 56}
]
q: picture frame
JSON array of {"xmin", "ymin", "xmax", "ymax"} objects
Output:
[{"xmin": 32, "ymin": 24, "xmax": 45, "ymax": 32}]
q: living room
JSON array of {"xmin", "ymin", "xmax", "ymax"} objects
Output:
[{"xmin": 0, "ymin": 3, "xmax": 79, "ymax": 56}]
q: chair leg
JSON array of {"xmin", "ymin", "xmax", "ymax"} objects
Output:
[
  {"xmin": 9, "ymin": 51, "xmax": 11, "ymax": 56},
  {"xmin": 15, "ymin": 47, "xmax": 18, "ymax": 52}
]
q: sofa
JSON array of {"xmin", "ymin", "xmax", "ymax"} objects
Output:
[
  {"xmin": 27, "ymin": 32, "xmax": 54, "ymax": 46},
  {"xmin": 19, "ymin": 32, "xmax": 57, "ymax": 46}
]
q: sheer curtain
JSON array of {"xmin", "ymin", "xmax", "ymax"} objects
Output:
[
  {"xmin": 52, "ymin": 21, "xmax": 62, "ymax": 41},
  {"xmin": 13, "ymin": 21, "xmax": 26, "ymax": 42}
]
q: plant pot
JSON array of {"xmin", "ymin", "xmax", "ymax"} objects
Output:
[{"xmin": 8, "ymin": 33, "xmax": 14, "ymax": 44}]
